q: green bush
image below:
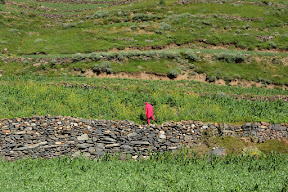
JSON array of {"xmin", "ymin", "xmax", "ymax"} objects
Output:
[
  {"xmin": 258, "ymin": 77, "xmax": 272, "ymax": 85},
  {"xmin": 271, "ymin": 57, "xmax": 283, "ymax": 65},
  {"xmin": 215, "ymin": 53, "xmax": 246, "ymax": 63},
  {"xmin": 130, "ymin": 25, "xmax": 137, "ymax": 30},
  {"xmin": 158, "ymin": 22, "xmax": 171, "ymax": 31},
  {"xmin": 158, "ymin": 51, "xmax": 181, "ymax": 59},
  {"xmin": 206, "ymin": 75, "xmax": 217, "ymax": 82},
  {"xmin": 89, "ymin": 53, "xmax": 101, "ymax": 61},
  {"xmin": 93, "ymin": 61, "xmax": 113, "ymax": 74},
  {"xmin": 183, "ymin": 50, "xmax": 198, "ymax": 61},
  {"xmin": 0, "ymin": 0, "xmax": 5, "ymax": 4},
  {"xmin": 159, "ymin": 0, "xmax": 165, "ymax": 5},
  {"xmin": 168, "ymin": 69, "xmax": 179, "ymax": 79},
  {"xmin": 63, "ymin": 23, "xmax": 77, "ymax": 29},
  {"xmin": 94, "ymin": 10, "xmax": 109, "ymax": 18},
  {"xmin": 72, "ymin": 53, "xmax": 85, "ymax": 62},
  {"xmin": 132, "ymin": 14, "xmax": 155, "ymax": 22}
]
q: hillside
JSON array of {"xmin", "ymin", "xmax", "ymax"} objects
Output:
[
  {"xmin": 1, "ymin": 0, "xmax": 288, "ymax": 124},
  {"xmin": 1, "ymin": 1, "xmax": 288, "ymax": 191},
  {"xmin": 0, "ymin": 0, "xmax": 288, "ymax": 122}
]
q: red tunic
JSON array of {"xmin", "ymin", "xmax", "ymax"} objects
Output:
[{"xmin": 145, "ymin": 102, "xmax": 153, "ymax": 118}]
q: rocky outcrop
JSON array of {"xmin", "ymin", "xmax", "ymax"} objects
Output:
[{"xmin": 0, "ymin": 116, "xmax": 287, "ymax": 160}]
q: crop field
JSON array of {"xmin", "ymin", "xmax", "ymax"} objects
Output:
[
  {"xmin": 1, "ymin": 76, "xmax": 288, "ymax": 124},
  {"xmin": 0, "ymin": 153, "xmax": 287, "ymax": 191}
]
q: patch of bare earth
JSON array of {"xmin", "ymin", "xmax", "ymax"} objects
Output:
[{"xmin": 75, "ymin": 70, "xmax": 287, "ymax": 90}]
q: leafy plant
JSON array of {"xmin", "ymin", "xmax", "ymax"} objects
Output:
[
  {"xmin": 182, "ymin": 50, "xmax": 198, "ymax": 61},
  {"xmin": 168, "ymin": 70, "xmax": 179, "ymax": 79},
  {"xmin": 72, "ymin": 53, "xmax": 85, "ymax": 62},
  {"xmin": 214, "ymin": 53, "xmax": 246, "ymax": 63},
  {"xmin": 94, "ymin": 10, "xmax": 109, "ymax": 18},
  {"xmin": 158, "ymin": 22, "xmax": 171, "ymax": 31},
  {"xmin": 159, "ymin": 0, "xmax": 165, "ymax": 5},
  {"xmin": 93, "ymin": 61, "xmax": 113, "ymax": 74}
]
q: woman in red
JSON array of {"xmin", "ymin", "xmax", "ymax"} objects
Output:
[{"xmin": 145, "ymin": 102, "xmax": 155, "ymax": 124}]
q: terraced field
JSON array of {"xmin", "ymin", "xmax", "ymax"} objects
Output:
[
  {"xmin": 1, "ymin": 0, "xmax": 288, "ymax": 122},
  {"xmin": 1, "ymin": 0, "xmax": 288, "ymax": 190}
]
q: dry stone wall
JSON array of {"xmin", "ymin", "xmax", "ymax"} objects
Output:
[{"xmin": 0, "ymin": 116, "xmax": 287, "ymax": 160}]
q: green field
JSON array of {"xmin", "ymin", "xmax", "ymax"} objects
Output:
[
  {"xmin": 0, "ymin": 153, "xmax": 287, "ymax": 191},
  {"xmin": 1, "ymin": 76, "xmax": 288, "ymax": 124}
]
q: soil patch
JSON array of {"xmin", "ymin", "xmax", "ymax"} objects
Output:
[{"xmin": 75, "ymin": 70, "xmax": 287, "ymax": 90}]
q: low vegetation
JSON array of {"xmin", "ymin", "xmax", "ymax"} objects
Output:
[
  {"xmin": 0, "ymin": 152, "xmax": 287, "ymax": 191},
  {"xmin": 1, "ymin": 76, "xmax": 288, "ymax": 124}
]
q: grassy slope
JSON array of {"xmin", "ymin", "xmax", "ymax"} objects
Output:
[
  {"xmin": 1, "ymin": 0, "xmax": 288, "ymax": 55},
  {"xmin": 1, "ymin": 0, "xmax": 288, "ymax": 85},
  {"xmin": 1, "ymin": 0, "xmax": 288, "ymax": 122}
]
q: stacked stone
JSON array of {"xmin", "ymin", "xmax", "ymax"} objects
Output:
[{"xmin": 0, "ymin": 116, "xmax": 287, "ymax": 161}]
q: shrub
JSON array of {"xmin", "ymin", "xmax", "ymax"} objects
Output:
[
  {"xmin": 89, "ymin": 53, "xmax": 101, "ymax": 61},
  {"xmin": 215, "ymin": 53, "xmax": 246, "ymax": 63},
  {"xmin": 72, "ymin": 53, "xmax": 85, "ymax": 62},
  {"xmin": 223, "ymin": 74, "xmax": 233, "ymax": 82},
  {"xmin": 63, "ymin": 23, "xmax": 77, "ymax": 29},
  {"xmin": 130, "ymin": 25, "xmax": 137, "ymax": 30},
  {"xmin": 23, "ymin": 60, "xmax": 30, "ymax": 65},
  {"xmin": 194, "ymin": 68, "xmax": 205, "ymax": 74},
  {"xmin": 242, "ymin": 147, "xmax": 263, "ymax": 157},
  {"xmin": 188, "ymin": 64, "xmax": 196, "ymax": 69},
  {"xmin": 94, "ymin": 10, "xmax": 109, "ymax": 18},
  {"xmin": 158, "ymin": 22, "xmax": 171, "ymax": 31},
  {"xmin": 183, "ymin": 50, "xmax": 198, "ymax": 61},
  {"xmin": 271, "ymin": 57, "xmax": 283, "ymax": 65},
  {"xmin": 116, "ymin": 53, "xmax": 125, "ymax": 61},
  {"xmin": 159, "ymin": 0, "xmax": 165, "ymax": 5},
  {"xmin": 116, "ymin": 10, "xmax": 129, "ymax": 17},
  {"xmin": 269, "ymin": 41, "xmax": 277, "ymax": 49},
  {"xmin": 168, "ymin": 70, "xmax": 179, "ymax": 79},
  {"xmin": 177, "ymin": 59, "xmax": 189, "ymax": 65},
  {"xmin": 214, "ymin": 70, "xmax": 223, "ymax": 79},
  {"xmin": 0, "ymin": 0, "xmax": 5, "ymax": 4},
  {"xmin": 159, "ymin": 51, "xmax": 181, "ymax": 59},
  {"xmin": 50, "ymin": 58, "xmax": 57, "ymax": 65},
  {"xmin": 206, "ymin": 75, "xmax": 217, "ymax": 82},
  {"xmin": 93, "ymin": 61, "xmax": 113, "ymax": 74},
  {"xmin": 132, "ymin": 14, "xmax": 155, "ymax": 22}
]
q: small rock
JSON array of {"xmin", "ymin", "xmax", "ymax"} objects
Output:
[
  {"xmin": 24, "ymin": 127, "xmax": 33, "ymax": 131},
  {"xmin": 159, "ymin": 134, "xmax": 166, "ymax": 139},
  {"xmin": 76, "ymin": 143, "xmax": 93, "ymax": 149},
  {"xmin": 77, "ymin": 134, "xmax": 89, "ymax": 141},
  {"xmin": 169, "ymin": 138, "xmax": 179, "ymax": 143},
  {"xmin": 272, "ymin": 124, "xmax": 287, "ymax": 131},
  {"xmin": 96, "ymin": 143, "xmax": 105, "ymax": 149},
  {"xmin": 105, "ymin": 143, "xmax": 121, "ymax": 148},
  {"xmin": 14, "ymin": 131, "xmax": 26, "ymax": 135},
  {"xmin": 120, "ymin": 145, "xmax": 133, "ymax": 151},
  {"xmin": 131, "ymin": 141, "xmax": 150, "ymax": 145},
  {"xmin": 207, "ymin": 147, "xmax": 226, "ymax": 157},
  {"xmin": 127, "ymin": 132, "xmax": 138, "ymax": 137},
  {"xmin": 72, "ymin": 151, "xmax": 81, "ymax": 158}
]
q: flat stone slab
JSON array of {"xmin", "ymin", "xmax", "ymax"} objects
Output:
[{"xmin": 77, "ymin": 134, "xmax": 89, "ymax": 141}]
